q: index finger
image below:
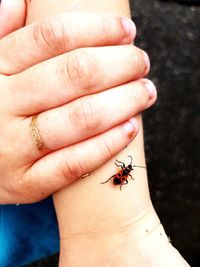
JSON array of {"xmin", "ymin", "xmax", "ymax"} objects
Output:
[{"xmin": 0, "ymin": 12, "xmax": 136, "ymax": 75}]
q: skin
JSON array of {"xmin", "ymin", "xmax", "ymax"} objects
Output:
[
  {"xmin": 0, "ymin": 5, "xmax": 154, "ymax": 206},
  {"xmin": 0, "ymin": 0, "xmax": 26, "ymax": 38},
  {"xmin": 25, "ymin": 1, "xmax": 190, "ymax": 267},
  {"xmin": 0, "ymin": 1, "xmax": 189, "ymax": 266}
]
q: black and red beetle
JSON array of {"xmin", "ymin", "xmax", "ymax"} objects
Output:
[{"xmin": 101, "ymin": 155, "xmax": 145, "ymax": 190}]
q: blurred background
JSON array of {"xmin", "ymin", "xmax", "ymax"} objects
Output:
[
  {"xmin": 135, "ymin": 0, "xmax": 200, "ymax": 266},
  {"xmin": 26, "ymin": 0, "xmax": 200, "ymax": 266}
]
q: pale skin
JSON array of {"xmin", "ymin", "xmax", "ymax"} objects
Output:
[
  {"xmin": 24, "ymin": 1, "xmax": 190, "ymax": 267},
  {"xmin": 0, "ymin": 9, "xmax": 153, "ymax": 203},
  {"xmin": 0, "ymin": 0, "xmax": 189, "ymax": 266},
  {"xmin": 0, "ymin": 0, "xmax": 26, "ymax": 38}
]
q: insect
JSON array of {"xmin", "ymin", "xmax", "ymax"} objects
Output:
[{"xmin": 101, "ymin": 155, "xmax": 145, "ymax": 190}]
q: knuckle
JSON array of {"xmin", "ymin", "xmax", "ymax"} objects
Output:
[
  {"xmin": 33, "ymin": 17, "xmax": 66, "ymax": 54},
  {"xmin": 69, "ymin": 97, "xmax": 100, "ymax": 131},
  {"xmin": 61, "ymin": 154, "xmax": 86, "ymax": 183},
  {"xmin": 66, "ymin": 50, "xmax": 95, "ymax": 89}
]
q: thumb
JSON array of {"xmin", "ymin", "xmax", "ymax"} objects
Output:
[{"xmin": 0, "ymin": 0, "xmax": 26, "ymax": 39}]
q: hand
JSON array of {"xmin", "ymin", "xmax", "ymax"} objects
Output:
[
  {"xmin": 0, "ymin": 13, "xmax": 156, "ymax": 204},
  {"xmin": 0, "ymin": 0, "xmax": 26, "ymax": 38}
]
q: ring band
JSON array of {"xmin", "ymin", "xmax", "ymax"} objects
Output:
[{"xmin": 30, "ymin": 115, "xmax": 46, "ymax": 151}]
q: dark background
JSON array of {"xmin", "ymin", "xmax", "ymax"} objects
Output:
[
  {"xmin": 135, "ymin": 0, "xmax": 200, "ymax": 266},
  {"xmin": 26, "ymin": 0, "xmax": 200, "ymax": 266}
]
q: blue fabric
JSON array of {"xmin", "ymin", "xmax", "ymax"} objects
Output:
[{"xmin": 0, "ymin": 197, "xmax": 59, "ymax": 267}]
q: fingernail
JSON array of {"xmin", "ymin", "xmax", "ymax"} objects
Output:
[
  {"xmin": 142, "ymin": 51, "xmax": 150, "ymax": 75},
  {"xmin": 123, "ymin": 118, "xmax": 138, "ymax": 140},
  {"xmin": 144, "ymin": 80, "xmax": 156, "ymax": 99},
  {"xmin": 121, "ymin": 17, "xmax": 136, "ymax": 39}
]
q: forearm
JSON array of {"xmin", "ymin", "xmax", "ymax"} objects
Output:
[
  {"xmin": 25, "ymin": 0, "xmax": 155, "ymax": 236},
  {"xmin": 26, "ymin": 0, "xmax": 152, "ymax": 232},
  {"xmin": 53, "ymin": 0, "xmax": 154, "ymax": 241},
  {"xmin": 25, "ymin": 1, "xmax": 189, "ymax": 266},
  {"xmin": 26, "ymin": 0, "xmax": 131, "ymax": 21}
]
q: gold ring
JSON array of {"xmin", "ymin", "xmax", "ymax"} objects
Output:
[{"xmin": 30, "ymin": 115, "xmax": 46, "ymax": 151}]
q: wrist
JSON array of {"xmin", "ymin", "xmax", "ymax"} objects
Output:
[
  {"xmin": 58, "ymin": 207, "xmax": 158, "ymax": 267},
  {"xmin": 58, "ymin": 209, "xmax": 189, "ymax": 267},
  {"xmin": 53, "ymin": 121, "xmax": 149, "ymax": 236}
]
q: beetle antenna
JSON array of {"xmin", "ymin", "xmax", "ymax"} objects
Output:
[
  {"xmin": 132, "ymin": 165, "xmax": 146, "ymax": 169},
  {"xmin": 128, "ymin": 155, "xmax": 133, "ymax": 165},
  {"xmin": 101, "ymin": 175, "xmax": 115, "ymax": 184}
]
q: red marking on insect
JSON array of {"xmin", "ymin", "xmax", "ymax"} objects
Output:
[{"xmin": 101, "ymin": 155, "xmax": 145, "ymax": 190}]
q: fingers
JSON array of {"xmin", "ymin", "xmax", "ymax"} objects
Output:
[
  {"xmin": 0, "ymin": 0, "xmax": 26, "ymax": 39},
  {"xmin": 0, "ymin": 13, "xmax": 136, "ymax": 75},
  {"xmin": 20, "ymin": 79, "xmax": 156, "ymax": 160},
  {"xmin": 7, "ymin": 45, "xmax": 149, "ymax": 116},
  {"xmin": 1, "ymin": 76, "xmax": 154, "ymax": 204},
  {"xmin": 23, "ymin": 118, "xmax": 139, "ymax": 203}
]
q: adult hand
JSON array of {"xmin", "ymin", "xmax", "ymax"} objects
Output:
[
  {"xmin": 0, "ymin": 13, "xmax": 156, "ymax": 204},
  {"xmin": 0, "ymin": 0, "xmax": 26, "ymax": 38}
]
